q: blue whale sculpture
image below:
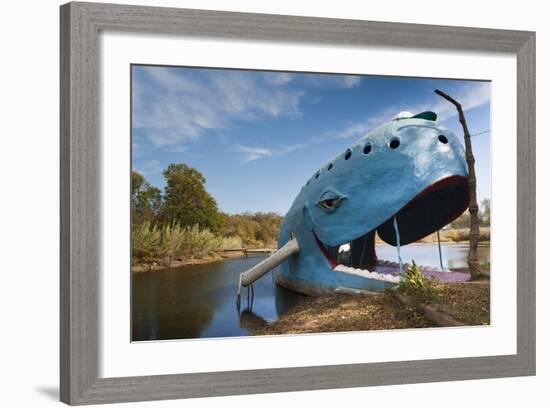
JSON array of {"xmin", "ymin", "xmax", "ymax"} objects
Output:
[{"xmin": 273, "ymin": 111, "xmax": 471, "ymax": 295}]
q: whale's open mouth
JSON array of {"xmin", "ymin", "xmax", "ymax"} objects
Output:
[{"xmin": 314, "ymin": 175, "xmax": 469, "ymax": 283}]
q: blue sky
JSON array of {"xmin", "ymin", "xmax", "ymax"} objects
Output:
[{"xmin": 132, "ymin": 65, "xmax": 491, "ymax": 215}]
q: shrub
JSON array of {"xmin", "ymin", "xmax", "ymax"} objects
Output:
[
  {"xmin": 131, "ymin": 222, "xmax": 226, "ymax": 267},
  {"xmin": 443, "ymin": 227, "xmax": 490, "ymax": 243},
  {"xmin": 398, "ymin": 260, "xmax": 435, "ymax": 303},
  {"xmin": 444, "ymin": 229, "xmax": 465, "ymax": 243},
  {"xmin": 221, "ymin": 235, "xmax": 243, "ymax": 250},
  {"xmin": 132, "ymin": 222, "xmax": 160, "ymax": 264},
  {"xmin": 158, "ymin": 223, "xmax": 187, "ymax": 266},
  {"xmin": 478, "ymin": 228, "xmax": 490, "ymax": 242},
  {"xmin": 183, "ymin": 224, "xmax": 223, "ymax": 258}
]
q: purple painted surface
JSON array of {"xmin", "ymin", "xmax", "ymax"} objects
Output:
[
  {"xmin": 422, "ymin": 269, "xmax": 471, "ymax": 282},
  {"xmin": 370, "ymin": 262, "xmax": 471, "ymax": 283}
]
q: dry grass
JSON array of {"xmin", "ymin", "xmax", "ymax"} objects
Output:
[
  {"xmin": 429, "ymin": 280, "xmax": 490, "ymax": 325},
  {"xmin": 442, "ymin": 227, "xmax": 490, "ymax": 243},
  {"xmin": 254, "ymin": 293, "xmax": 432, "ymax": 335},
  {"xmin": 374, "ymin": 227, "xmax": 490, "ymax": 244},
  {"xmin": 131, "ymin": 223, "xmax": 224, "ymax": 268}
]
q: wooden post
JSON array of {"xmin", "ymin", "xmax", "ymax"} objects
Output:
[{"xmin": 435, "ymin": 89, "xmax": 481, "ymax": 279}]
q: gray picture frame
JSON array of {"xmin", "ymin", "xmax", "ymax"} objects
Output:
[{"xmin": 60, "ymin": 2, "xmax": 536, "ymax": 405}]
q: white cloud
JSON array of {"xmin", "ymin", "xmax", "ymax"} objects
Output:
[
  {"xmin": 133, "ymin": 67, "xmax": 366, "ymax": 154},
  {"xmin": 146, "ymin": 67, "xmax": 204, "ymax": 94},
  {"xmin": 334, "ymin": 120, "xmax": 378, "ymax": 139},
  {"xmin": 320, "ymin": 82, "xmax": 490, "ymax": 142},
  {"xmin": 263, "ymin": 72, "xmax": 294, "ymax": 85},
  {"xmin": 230, "ymin": 118, "xmax": 383, "ymax": 165},
  {"xmin": 233, "ymin": 142, "xmax": 310, "ymax": 164},
  {"xmin": 234, "ymin": 145, "xmax": 273, "ymax": 163},
  {"xmin": 134, "ymin": 159, "xmax": 164, "ymax": 176},
  {"xmin": 230, "ymin": 82, "xmax": 489, "ymax": 165},
  {"xmin": 276, "ymin": 143, "xmax": 306, "ymax": 155},
  {"xmin": 133, "ymin": 67, "xmax": 304, "ymax": 149},
  {"xmin": 300, "ymin": 74, "xmax": 361, "ymax": 89},
  {"xmin": 260, "ymin": 82, "xmax": 490, "ymax": 157},
  {"xmin": 135, "ymin": 67, "xmax": 488, "ymax": 167},
  {"xmin": 165, "ymin": 145, "xmax": 188, "ymax": 153},
  {"xmin": 209, "ymin": 70, "xmax": 303, "ymax": 118},
  {"xmin": 317, "ymin": 113, "xmax": 391, "ymax": 143},
  {"xmin": 342, "ymin": 75, "xmax": 361, "ymax": 88},
  {"xmin": 409, "ymin": 82, "xmax": 490, "ymax": 122},
  {"xmin": 262, "ymin": 72, "xmax": 361, "ymax": 89}
]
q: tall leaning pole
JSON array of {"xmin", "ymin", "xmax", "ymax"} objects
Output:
[{"xmin": 434, "ymin": 89, "xmax": 481, "ymax": 280}]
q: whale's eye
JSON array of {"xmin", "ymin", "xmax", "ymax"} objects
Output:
[
  {"xmin": 363, "ymin": 143, "xmax": 372, "ymax": 154},
  {"xmin": 438, "ymin": 134, "xmax": 448, "ymax": 144},
  {"xmin": 319, "ymin": 198, "xmax": 337, "ymax": 209},
  {"xmin": 318, "ymin": 190, "xmax": 345, "ymax": 211},
  {"xmin": 389, "ymin": 138, "xmax": 400, "ymax": 149}
]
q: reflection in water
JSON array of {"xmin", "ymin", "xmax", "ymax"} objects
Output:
[
  {"xmin": 132, "ymin": 255, "xmax": 304, "ymax": 341},
  {"xmin": 132, "ymin": 243, "xmax": 489, "ymax": 341}
]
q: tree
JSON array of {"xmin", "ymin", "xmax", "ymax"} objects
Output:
[
  {"xmin": 131, "ymin": 171, "xmax": 162, "ymax": 226},
  {"xmin": 222, "ymin": 212, "xmax": 283, "ymax": 247},
  {"xmin": 450, "ymin": 211, "xmax": 471, "ymax": 229},
  {"xmin": 435, "ymin": 89, "xmax": 481, "ymax": 279},
  {"xmin": 160, "ymin": 163, "xmax": 224, "ymax": 233}
]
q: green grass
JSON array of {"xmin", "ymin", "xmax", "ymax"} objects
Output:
[{"xmin": 396, "ymin": 261, "xmax": 436, "ymax": 304}]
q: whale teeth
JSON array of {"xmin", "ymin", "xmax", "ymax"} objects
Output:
[
  {"xmin": 334, "ymin": 264, "xmax": 401, "ymax": 283},
  {"xmin": 334, "ymin": 260, "xmax": 452, "ymax": 284}
]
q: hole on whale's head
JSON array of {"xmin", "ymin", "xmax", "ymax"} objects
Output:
[
  {"xmin": 438, "ymin": 134, "xmax": 448, "ymax": 144},
  {"xmin": 363, "ymin": 143, "xmax": 372, "ymax": 154},
  {"xmin": 315, "ymin": 171, "xmax": 320, "ymax": 179},
  {"xmin": 389, "ymin": 137, "xmax": 400, "ymax": 149},
  {"xmin": 344, "ymin": 149, "xmax": 352, "ymax": 160},
  {"xmin": 327, "ymin": 163, "xmax": 333, "ymax": 171}
]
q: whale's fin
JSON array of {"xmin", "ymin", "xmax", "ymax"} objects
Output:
[{"xmin": 411, "ymin": 111, "xmax": 437, "ymax": 121}]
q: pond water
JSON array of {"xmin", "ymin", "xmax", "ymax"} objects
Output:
[
  {"xmin": 132, "ymin": 255, "xmax": 305, "ymax": 341},
  {"xmin": 376, "ymin": 242, "xmax": 490, "ymax": 270},
  {"xmin": 132, "ymin": 242, "xmax": 490, "ymax": 341}
]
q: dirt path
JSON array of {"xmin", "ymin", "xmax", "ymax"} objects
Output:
[
  {"xmin": 255, "ymin": 279, "xmax": 489, "ymax": 335},
  {"xmin": 429, "ymin": 280, "xmax": 490, "ymax": 325},
  {"xmin": 255, "ymin": 293, "xmax": 432, "ymax": 335}
]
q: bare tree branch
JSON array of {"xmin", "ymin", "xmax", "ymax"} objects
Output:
[{"xmin": 435, "ymin": 89, "xmax": 481, "ymax": 280}]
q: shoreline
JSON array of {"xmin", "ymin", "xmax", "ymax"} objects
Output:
[
  {"xmin": 132, "ymin": 251, "xmax": 245, "ymax": 273},
  {"xmin": 132, "ymin": 240, "xmax": 490, "ymax": 273}
]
